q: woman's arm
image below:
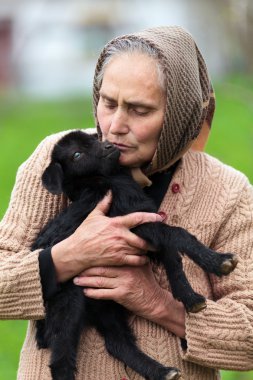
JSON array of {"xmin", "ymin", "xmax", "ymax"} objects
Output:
[
  {"xmin": 0, "ymin": 133, "xmax": 68, "ymax": 320},
  {"xmin": 180, "ymin": 179, "xmax": 253, "ymax": 371},
  {"xmin": 0, "ymin": 132, "xmax": 163, "ymax": 319}
]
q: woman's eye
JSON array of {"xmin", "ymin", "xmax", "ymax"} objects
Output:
[
  {"xmin": 73, "ymin": 152, "xmax": 81, "ymax": 160},
  {"xmin": 133, "ymin": 109, "xmax": 150, "ymax": 116},
  {"xmin": 105, "ymin": 102, "xmax": 116, "ymax": 110}
]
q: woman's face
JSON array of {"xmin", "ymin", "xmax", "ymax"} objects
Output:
[{"xmin": 97, "ymin": 53, "xmax": 166, "ymax": 168}]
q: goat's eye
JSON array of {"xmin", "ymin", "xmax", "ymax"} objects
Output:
[{"xmin": 73, "ymin": 152, "xmax": 81, "ymax": 160}]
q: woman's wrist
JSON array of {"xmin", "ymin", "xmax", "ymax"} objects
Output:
[
  {"xmin": 147, "ymin": 289, "xmax": 186, "ymax": 339},
  {"xmin": 51, "ymin": 237, "xmax": 88, "ymax": 283}
]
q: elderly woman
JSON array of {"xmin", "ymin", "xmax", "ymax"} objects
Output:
[{"xmin": 1, "ymin": 26, "xmax": 253, "ymax": 380}]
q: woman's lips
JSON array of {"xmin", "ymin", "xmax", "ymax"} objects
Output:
[{"xmin": 112, "ymin": 143, "xmax": 134, "ymax": 152}]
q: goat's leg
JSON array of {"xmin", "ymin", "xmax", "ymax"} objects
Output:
[
  {"xmin": 96, "ymin": 306, "xmax": 181, "ymax": 380},
  {"xmin": 164, "ymin": 225, "xmax": 238, "ymax": 276},
  {"xmin": 44, "ymin": 285, "xmax": 85, "ymax": 380},
  {"xmin": 132, "ymin": 222, "xmax": 237, "ymax": 312},
  {"xmin": 161, "ymin": 247, "xmax": 207, "ymax": 313},
  {"xmin": 133, "ymin": 222, "xmax": 238, "ymax": 276},
  {"xmin": 132, "ymin": 223, "xmax": 207, "ymax": 312}
]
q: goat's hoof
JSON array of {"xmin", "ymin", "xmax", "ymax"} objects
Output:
[
  {"xmin": 165, "ymin": 369, "xmax": 181, "ymax": 379},
  {"xmin": 220, "ymin": 255, "xmax": 238, "ymax": 275},
  {"xmin": 188, "ymin": 301, "xmax": 207, "ymax": 313}
]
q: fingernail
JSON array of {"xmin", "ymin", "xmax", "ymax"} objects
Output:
[
  {"xmin": 73, "ymin": 277, "xmax": 79, "ymax": 285},
  {"xmin": 158, "ymin": 211, "xmax": 167, "ymax": 221}
]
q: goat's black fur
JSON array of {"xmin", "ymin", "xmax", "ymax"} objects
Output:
[{"xmin": 32, "ymin": 131, "xmax": 238, "ymax": 380}]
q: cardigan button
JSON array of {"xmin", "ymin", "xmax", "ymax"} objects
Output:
[{"xmin": 172, "ymin": 183, "xmax": 180, "ymax": 193}]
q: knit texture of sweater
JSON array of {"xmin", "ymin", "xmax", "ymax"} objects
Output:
[{"xmin": 1, "ymin": 129, "xmax": 253, "ymax": 379}]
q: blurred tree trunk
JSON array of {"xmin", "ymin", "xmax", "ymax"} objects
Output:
[
  {"xmin": 232, "ymin": 0, "xmax": 253, "ymax": 72},
  {"xmin": 211, "ymin": 0, "xmax": 253, "ymax": 72},
  {"xmin": 0, "ymin": 19, "xmax": 13, "ymax": 91}
]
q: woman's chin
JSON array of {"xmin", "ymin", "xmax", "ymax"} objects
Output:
[
  {"xmin": 118, "ymin": 154, "xmax": 130, "ymax": 166},
  {"xmin": 119, "ymin": 155, "xmax": 138, "ymax": 168}
]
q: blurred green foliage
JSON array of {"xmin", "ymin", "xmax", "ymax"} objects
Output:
[
  {"xmin": 0, "ymin": 97, "xmax": 95, "ymax": 216},
  {"xmin": 0, "ymin": 75, "xmax": 253, "ymax": 379},
  {"xmin": 206, "ymin": 75, "xmax": 253, "ymax": 181}
]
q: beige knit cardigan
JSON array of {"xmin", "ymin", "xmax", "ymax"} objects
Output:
[{"xmin": 1, "ymin": 130, "xmax": 253, "ymax": 380}]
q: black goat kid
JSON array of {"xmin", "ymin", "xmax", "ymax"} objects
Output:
[{"xmin": 32, "ymin": 131, "xmax": 238, "ymax": 380}]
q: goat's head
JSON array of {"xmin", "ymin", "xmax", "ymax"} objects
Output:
[{"xmin": 42, "ymin": 130, "xmax": 120, "ymax": 197}]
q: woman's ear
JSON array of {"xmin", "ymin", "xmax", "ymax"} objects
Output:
[{"xmin": 42, "ymin": 162, "xmax": 64, "ymax": 195}]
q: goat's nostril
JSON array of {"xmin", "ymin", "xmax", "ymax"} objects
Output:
[{"xmin": 105, "ymin": 144, "xmax": 113, "ymax": 149}]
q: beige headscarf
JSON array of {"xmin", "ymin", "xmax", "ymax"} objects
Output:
[{"xmin": 93, "ymin": 26, "xmax": 215, "ymax": 177}]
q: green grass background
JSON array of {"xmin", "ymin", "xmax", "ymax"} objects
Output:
[{"xmin": 0, "ymin": 76, "xmax": 253, "ymax": 379}]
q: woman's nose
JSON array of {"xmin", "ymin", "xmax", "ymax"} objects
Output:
[{"xmin": 109, "ymin": 109, "xmax": 129, "ymax": 134}]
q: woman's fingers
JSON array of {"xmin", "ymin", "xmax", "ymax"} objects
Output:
[
  {"xmin": 124, "ymin": 230, "xmax": 157, "ymax": 253},
  {"xmin": 116, "ymin": 211, "xmax": 163, "ymax": 229},
  {"xmin": 52, "ymin": 191, "xmax": 161, "ymax": 282},
  {"xmin": 90, "ymin": 191, "xmax": 162, "ymax": 226},
  {"xmin": 75, "ymin": 263, "xmax": 186, "ymax": 338},
  {"xmin": 89, "ymin": 191, "xmax": 112, "ymax": 216},
  {"xmin": 74, "ymin": 263, "xmax": 164, "ymax": 317},
  {"xmin": 83, "ymin": 288, "xmax": 115, "ymax": 300},
  {"xmin": 123, "ymin": 253, "xmax": 149, "ymax": 266},
  {"xmin": 78, "ymin": 266, "xmax": 117, "ymax": 278},
  {"xmin": 122, "ymin": 230, "xmax": 149, "ymax": 252},
  {"xmin": 88, "ymin": 194, "xmax": 162, "ymax": 252},
  {"xmin": 74, "ymin": 275, "xmax": 116, "ymax": 289}
]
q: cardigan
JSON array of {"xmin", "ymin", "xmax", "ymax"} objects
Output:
[{"xmin": 1, "ymin": 130, "xmax": 253, "ymax": 380}]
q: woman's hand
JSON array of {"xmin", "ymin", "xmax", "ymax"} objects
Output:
[
  {"xmin": 74, "ymin": 262, "xmax": 186, "ymax": 338},
  {"xmin": 51, "ymin": 192, "xmax": 163, "ymax": 282}
]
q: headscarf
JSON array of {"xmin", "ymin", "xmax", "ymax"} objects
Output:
[{"xmin": 93, "ymin": 26, "xmax": 215, "ymax": 175}]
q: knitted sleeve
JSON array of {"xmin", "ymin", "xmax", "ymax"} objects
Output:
[
  {"xmin": 181, "ymin": 178, "xmax": 253, "ymax": 370},
  {"xmin": 0, "ymin": 133, "xmax": 68, "ymax": 320}
]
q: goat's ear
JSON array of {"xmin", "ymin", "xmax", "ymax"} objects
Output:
[{"xmin": 42, "ymin": 162, "xmax": 64, "ymax": 195}]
